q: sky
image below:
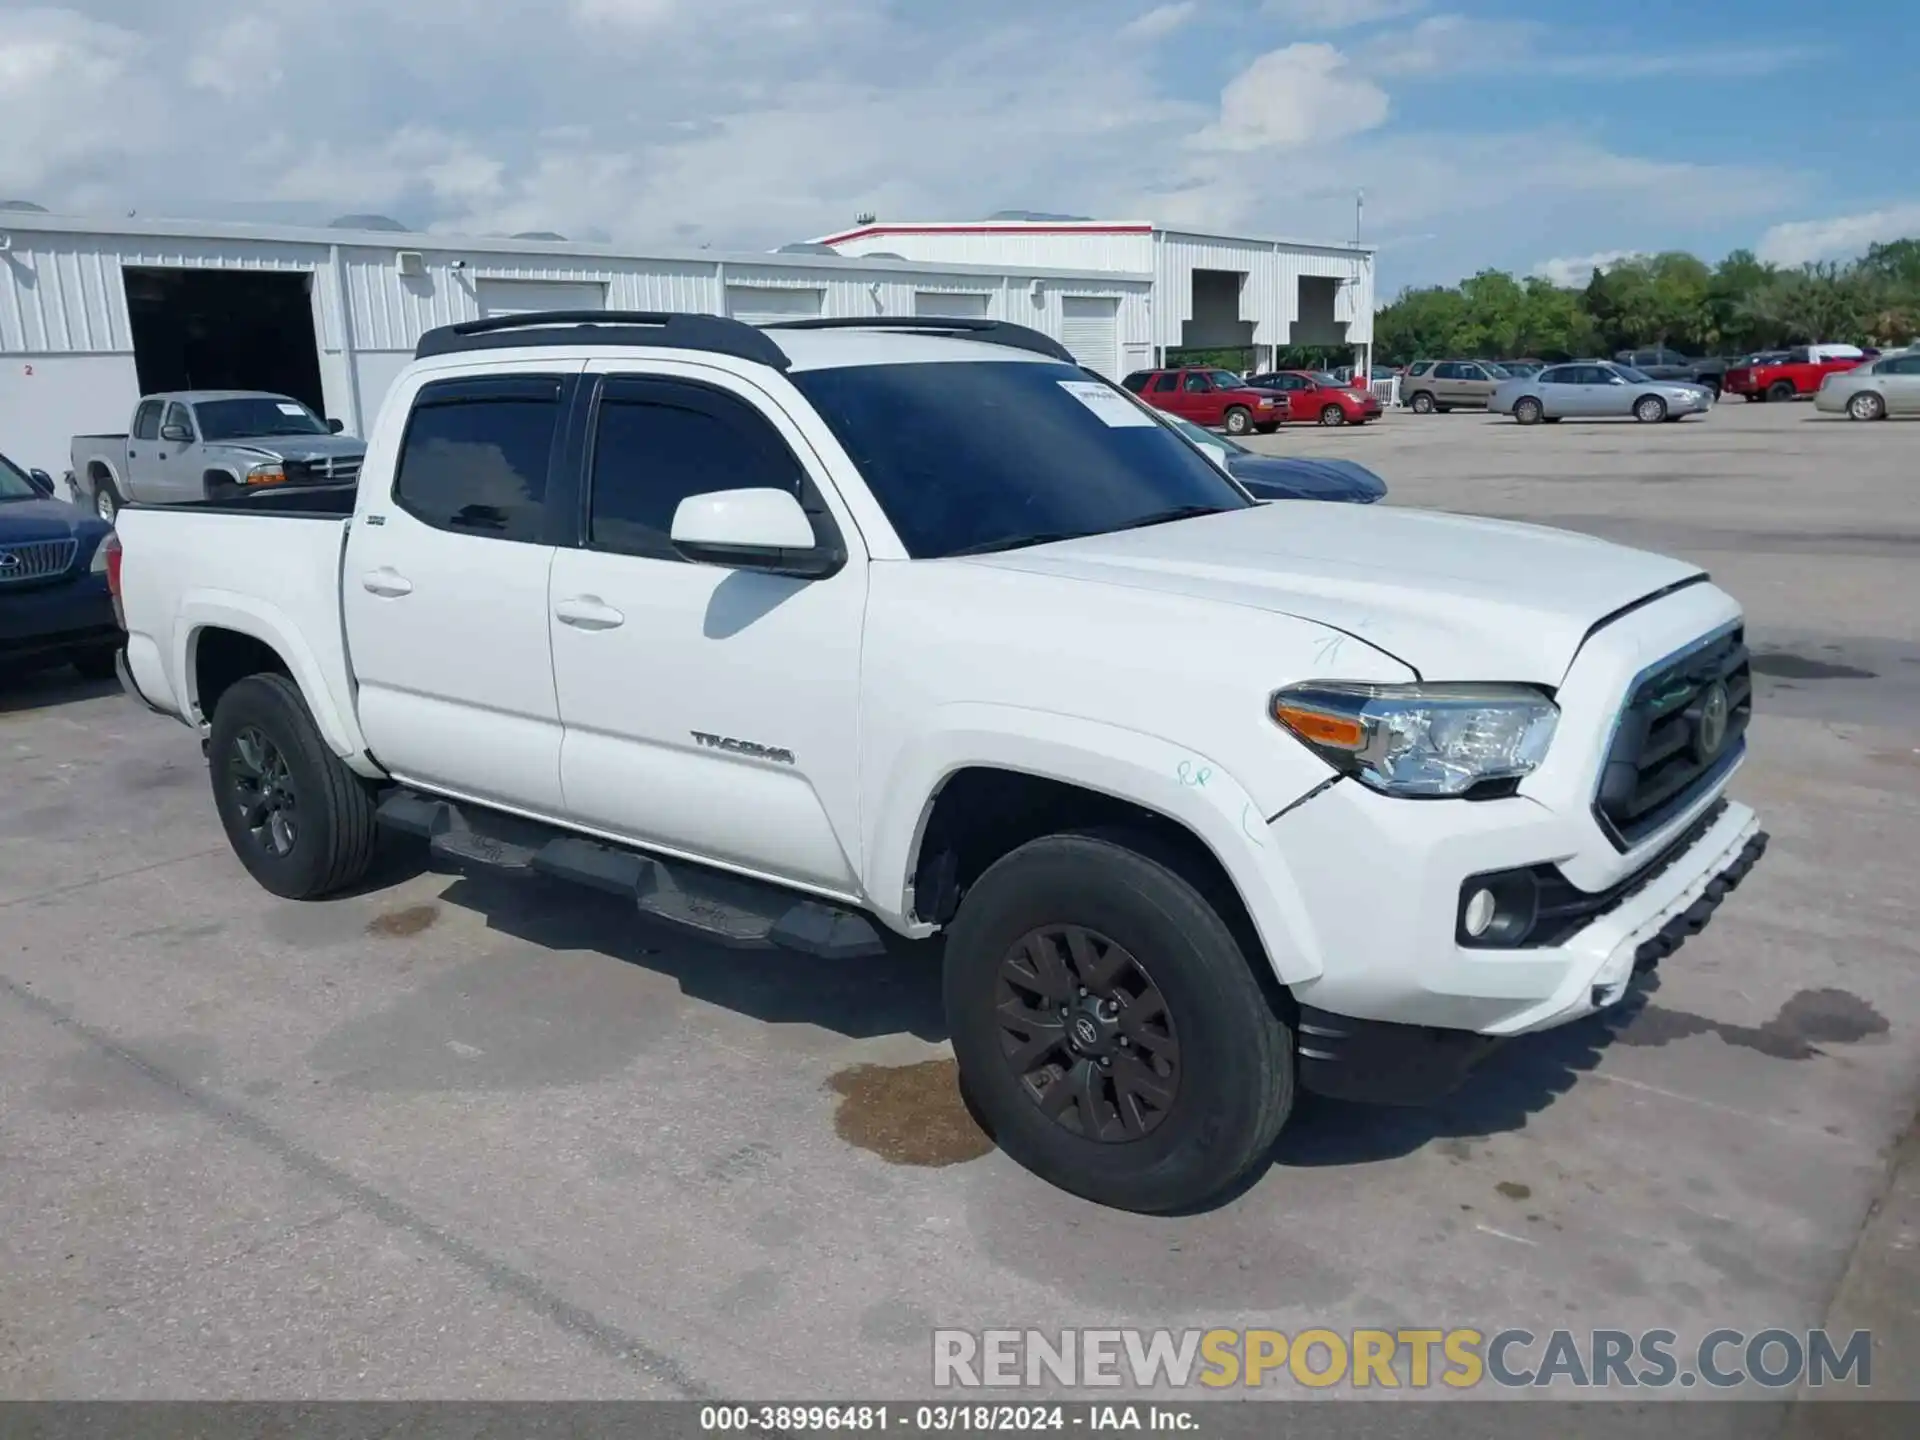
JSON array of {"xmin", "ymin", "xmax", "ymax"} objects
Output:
[{"xmin": 3, "ymin": 0, "xmax": 1915, "ymax": 296}]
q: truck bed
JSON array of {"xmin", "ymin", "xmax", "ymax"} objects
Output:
[{"xmin": 115, "ymin": 504, "xmax": 367, "ymax": 766}]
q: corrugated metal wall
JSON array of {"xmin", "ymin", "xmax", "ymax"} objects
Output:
[
  {"xmin": 829, "ymin": 228, "xmax": 1156, "ymax": 276},
  {"xmin": 1154, "ymin": 232, "xmax": 1374, "ymax": 352}
]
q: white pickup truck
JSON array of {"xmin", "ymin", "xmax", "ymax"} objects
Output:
[{"xmin": 112, "ymin": 311, "xmax": 1766, "ymax": 1212}]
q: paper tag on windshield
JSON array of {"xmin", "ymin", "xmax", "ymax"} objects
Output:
[
  {"xmin": 1058, "ymin": 379, "xmax": 1157, "ymax": 427},
  {"xmin": 276, "ymin": 403, "xmax": 306, "ymax": 417}
]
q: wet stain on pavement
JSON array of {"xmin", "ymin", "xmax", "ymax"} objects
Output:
[
  {"xmin": 825, "ymin": 1059, "xmax": 993, "ymax": 1167},
  {"xmin": 1616, "ymin": 987, "xmax": 1888, "ymax": 1060},
  {"xmin": 1495, "ymin": 1180, "xmax": 1533, "ymax": 1201},
  {"xmin": 1750, "ymin": 652, "xmax": 1876, "ymax": 680},
  {"xmin": 366, "ymin": 904, "xmax": 440, "ymax": 939}
]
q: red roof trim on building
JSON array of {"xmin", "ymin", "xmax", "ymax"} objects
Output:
[{"xmin": 817, "ymin": 223, "xmax": 1155, "ymax": 244}]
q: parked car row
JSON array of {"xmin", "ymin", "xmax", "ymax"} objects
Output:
[
  {"xmin": 1120, "ymin": 367, "xmax": 1381, "ymax": 431},
  {"xmin": 0, "ymin": 450, "xmax": 121, "ymax": 681}
]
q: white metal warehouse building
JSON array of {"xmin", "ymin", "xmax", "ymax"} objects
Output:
[
  {"xmin": 0, "ymin": 208, "xmax": 1373, "ymax": 480},
  {"xmin": 818, "ymin": 217, "xmax": 1376, "ymax": 382}
]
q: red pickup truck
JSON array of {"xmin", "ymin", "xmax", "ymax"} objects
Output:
[
  {"xmin": 1723, "ymin": 345, "xmax": 1872, "ymax": 402},
  {"xmin": 1120, "ymin": 367, "xmax": 1284, "ymax": 434}
]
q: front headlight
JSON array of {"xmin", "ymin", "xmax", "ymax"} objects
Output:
[
  {"xmin": 245, "ymin": 461, "xmax": 287, "ymax": 487},
  {"xmin": 1270, "ymin": 681, "xmax": 1559, "ymax": 797}
]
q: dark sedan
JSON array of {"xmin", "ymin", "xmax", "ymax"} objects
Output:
[
  {"xmin": 1, "ymin": 451, "xmax": 121, "ymax": 681},
  {"xmin": 1159, "ymin": 414, "xmax": 1386, "ymax": 503}
]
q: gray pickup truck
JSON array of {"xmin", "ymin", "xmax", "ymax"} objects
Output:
[{"xmin": 71, "ymin": 391, "xmax": 365, "ymax": 523}]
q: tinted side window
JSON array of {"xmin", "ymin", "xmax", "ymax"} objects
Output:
[
  {"xmin": 588, "ymin": 382, "xmax": 806, "ymax": 562},
  {"xmin": 1120, "ymin": 372, "xmax": 1149, "ymax": 393},
  {"xmin": 394, "ymin": 377, "xmax": 562, "ymax": 543},
  {"xmin": 132, "ymin": 401, "xmax": 163, "ymax": 441},
  {"xmin": 1183, "ymin": 373, "xmax": 1211, "ymax": 392},
  {"xmin": 1151, "ymin": 373, "xmax": 1180, "ymax": 393},
  {"xmin": 1786, "ymin": 349, "xmax": 1811, "ymax": 365}
]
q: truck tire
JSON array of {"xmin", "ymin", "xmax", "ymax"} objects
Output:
[
  {"xmin": 208, "ymin": 673, "xmax": 377, "ymax": 901},
  {"xmin": 1223, "ymin": 406, "xmax": 1253, "ymax": 436},
  {"xmin": 1767, "ymin": 381, "xmax": 1796, "ymax": 402},
  {"xmin": 943, "ymin": 830, "xmax": 1294, "ymax": 1213},
  {"xmin": 93, "ymin": 474, "xmax": 122, "ymax": 525}
]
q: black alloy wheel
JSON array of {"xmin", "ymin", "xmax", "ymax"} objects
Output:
[
  {"xmin": 994, "ymin": 924, "xmax": 1180, "ymax": 1143},
  {"xmin": 228, "ymin": 725, "xmax": 299, "ymax": 859}
]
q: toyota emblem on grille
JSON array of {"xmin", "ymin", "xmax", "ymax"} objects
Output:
[{"xmin": 1696, "ymin": 680, "xmax": 1731, "ymax": 760}]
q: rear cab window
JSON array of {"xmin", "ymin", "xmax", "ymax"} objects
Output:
[
  {"xmin": 393, "ymin": 376, "xmax": 566, "ymax": 543},
  {"xmin": 789, "ymin": 359, "xmax": 1251, "ymax": 559}
]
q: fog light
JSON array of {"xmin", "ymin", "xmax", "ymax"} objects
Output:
[{"xmin": 1463, "ymin": 888, "xmax": 1497, "ymax": 937}]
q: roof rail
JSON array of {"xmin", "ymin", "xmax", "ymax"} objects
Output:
[
  {"xmin": 758, "ymin": 316, "xmax": 1075, "ymax": 364},
  {"xmin": 414, "ymin": 310, "xmax": 792, "ymax": 369}
]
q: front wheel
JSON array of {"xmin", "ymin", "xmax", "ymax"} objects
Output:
[
  {"xmin": 1318, "ymin": 404, "xmax": 1346, "ymax": 427},
  {"xmin": 1848, "ymin": 392, "xmax": 1886, "ymax": 421},
  {"xmin": 1634, "ymin": 395, "xmax": 1667, "ymax": 423},
  {"xmin": 208, "ymin": 673, "xmax": 377, "ymax": 900},
  {"xmin": 1222, "ymin": 406, "xmax": 1253, "ymax": 436},
  {"xmin": 943, "ymin": 831, "xmax": 1294, "ymax": 1213},
  {"xmin": 1513, "ymin": 396, "xmax": 1544, "ymax": 426}
]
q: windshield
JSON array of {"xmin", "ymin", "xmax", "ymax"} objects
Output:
[
  {"xmin": 0, "ymin": 452, "xmax": 38, "ymax": 500},
  {"xmin": 194, "ymin": 397, "xmax": 330, "ymax": 441},
  {"xmin": 1612, "ymin": 364, "xmax": 1653, "ymax": 383},
  {"xmin": 789, "ymin": 360, "xmax": 1253, "ymax": 558},
  {"xmin": 1165, "ymin": 413, "xmax": 1251, "ymax": 455}
]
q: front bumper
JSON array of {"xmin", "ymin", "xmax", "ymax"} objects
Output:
[{"xmin": 0, "ymin": 573, "xmax": 118, "ymax": 668}]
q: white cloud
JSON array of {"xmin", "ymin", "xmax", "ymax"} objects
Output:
[
  {"xmin": 1263, "ymin": 0, "xmax": 1426, "ymax": 30},
  {"xmin": 1530, "ymin": 249, "xmax": 1647, "ymax": 287},
  {"xmin": 1192, "ymin": 44, "xmax": 1389, "ymax": 152},
  {"xmin": 1756, "ymin": 204, "xmax": 1920, "ymax": 266},
  {"xmin": 1120, "ymin": 3, "xmax": 1198, "ymax": 41}
]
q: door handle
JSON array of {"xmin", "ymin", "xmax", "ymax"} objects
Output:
[
  {"xmin": 361, "ymin": 568, "xmax": 414, "ymax": 598},
  {"xmin": 554, "ymin": 596, "xmax": 625, "ymax": 631}
]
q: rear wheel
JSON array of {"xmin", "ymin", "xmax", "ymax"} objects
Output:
[
  {"xmin": 1767, "ymin": 380, "xmax": 1796, "ymax": 403},
  {"xmin": 1848, "ymin": 391, "xmax": 1886, "ymax": 421},
  {"xmin": 1513, "ymin": 396, "xmax": 1544, "ymax": 426},
  {"xmin": 1318, "ymin": 404, "xmax": 1346, "ymax": 427},
  {"xmin": 1634, "ymin": 394, "xmax": 1668, "ymax": 424},
  {"xmin": 944, "ymin": 830, "xmax": 1294, "ymax": 1213},
  {"xmin": 1223, "ymin": 406, "xmax": 1253, "ymax": 436},
  {"xmin": 93, "ymin": 475, "xmax": 122, "ymax": 525},
  {"xmin": 1408, "ymin": 391, "xmax": 1436, "ymax": 415},
  {"xmin": 208, "ymin": 673, "xmax": 377, "ymax": 900}
]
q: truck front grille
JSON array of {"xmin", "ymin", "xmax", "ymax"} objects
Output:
[
  {"xmin": 0, "ymin": 539, "xmax": 79, "ymax": 584},
  {"xmin": 1594, "ymin": 626, "xmax": 1751, "ymax": 851},
  {"xmin": 286, "ymin": 456, "xmax": 363, "ymax": 486}
]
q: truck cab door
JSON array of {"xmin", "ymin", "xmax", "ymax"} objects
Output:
[
  {"xmin": 546, "ymin": 365, "xmax": 869, "ymax": 893},
  {"xmin": 1181, "ymin": 370, "xmax": 1216, "ymax": 423},
  {"xmin": 125, "ymin": 400, "xmax": 164, "ymax": 501},
  {"xmin": 156, "ymin": 403, "xmax": 203, "ymax": 503},
  {"xmin": 341, "ymin": 369, "xmax": 582, "ymax": 815}
]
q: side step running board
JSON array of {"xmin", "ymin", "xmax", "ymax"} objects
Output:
[{"xmin": 374, "ymin": 789, "xmax": 886, "ymax": 960}]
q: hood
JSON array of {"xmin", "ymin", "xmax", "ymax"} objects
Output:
[
  {"xmin": 966, "ymin": 501, "xmax": 1704, "ymax": 684},
  {"xmin": 1229, "ymin": 454, "xmax": 1387, "ymax": 505},
  {"xmin": 217, "ymin": 433, "xmax": 366, "ymax": 462},
  {"xmin": 0, "ymin": 494, "xmax": 110, "ymax": 547}
]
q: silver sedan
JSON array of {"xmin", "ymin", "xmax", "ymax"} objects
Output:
[{"xmin": 1490, "ymin": 361, "xmax": 1716, "ymax": 424}]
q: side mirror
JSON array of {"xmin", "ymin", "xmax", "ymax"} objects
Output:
[
  {"xmin": 27, "ymin": 468, "xmax": 55, "ymax": 496},
  {"xmin": 327, "ymin": 418, "xmax": 346, "ymax": 434},
  {"xmin": 1198, "ymin": 442, "xmax": 1233, "ymax": 472},
  {"xmin": 160, "ymin": 423, "xmax": 192, "ymax": 443},
  {"xmin": 669, "ymin": 488, "xmax": 843, "ymax": 579}
]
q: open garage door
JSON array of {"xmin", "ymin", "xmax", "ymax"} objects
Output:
[
  {"xmin": 124, "ymin": 267, "xmax": 326, "ymax": 415},
  {"xmin": 726, "ymin": 286, "xmax": 823, "ymax": 326},
  {"xmin": 475, "ymin": 279, "xmax": 608, "ymax": 317},
  {"xmin": 1061, "ymin": 296, "xmax": 1120, "ymax": 378}
]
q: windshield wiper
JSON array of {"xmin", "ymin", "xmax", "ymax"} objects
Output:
[
  {"xmin": 1108, "ymin": 504, "xmax": 1233, "ymax": 534},
  {"xmin": 946, "ymin": 531, "xmax": 1082, "ymax": 557}
]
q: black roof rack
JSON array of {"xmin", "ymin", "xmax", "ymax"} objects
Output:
[
  {"xmin": 759, "ymin": 316, "xmax": 1075, "ymax": 364},
  {"xmin": 414, "ymin": 310, "xmax": 792, "ymax": 369}
]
